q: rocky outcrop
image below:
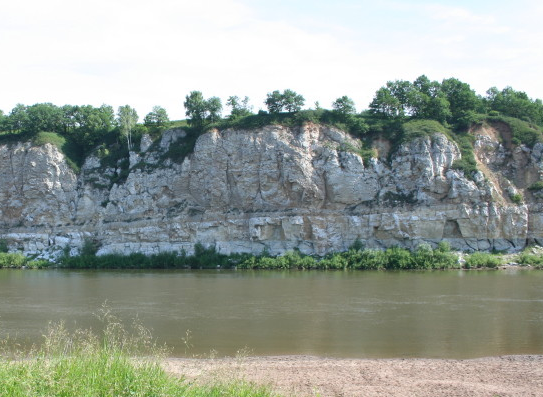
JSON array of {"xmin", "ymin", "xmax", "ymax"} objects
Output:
[{"xmin": 0, "ymin": 122, "xmax": 540, "ymax": 258}]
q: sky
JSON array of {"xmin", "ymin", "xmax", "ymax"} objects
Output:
[{"xmin": 1, "ymin": 0, "xmax": 542, "ymax": 120}]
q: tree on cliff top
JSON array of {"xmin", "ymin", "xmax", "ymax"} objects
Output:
[
  {"xmin": 265, "ymin": 89, "xmax": 305, "ymax": 113},
  {"xmin": 184, "ymin": 91, "xmax": 222, "ymax": 130},
  {"xmin": 144, "ymin": 106, "xmax": 170, "ymax": 131},
  {"xmin": 117, "ymin": 105, "xmax": 138, "ymax": 150}
]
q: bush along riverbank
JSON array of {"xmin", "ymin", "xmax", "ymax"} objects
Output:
[
  {"xmin": 53, "ymin": 241, "xmax": 541, "ymax": 270},
  {"xmin": 0, "ymin": 306, "xmax": 283, "ymax": 397},
  {"xmin": 3, "ymin": 241, "xmax": 543, "ymax": 270},
  {"xmin": 0, "ymin": 252, "xmax": 52, "ymax": 269}
]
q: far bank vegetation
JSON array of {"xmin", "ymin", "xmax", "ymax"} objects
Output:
[{"xmin": 1, "ymin": 75, "xmax": 542, "ymax": 180}]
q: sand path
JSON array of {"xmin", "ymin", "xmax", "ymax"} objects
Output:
[{"xmin": 164, "ymin": 355, "xmax": 543, "ymax": 397}]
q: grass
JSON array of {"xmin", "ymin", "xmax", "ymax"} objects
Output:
[
  {"xmin": 487, "ymin": 115, "xmax": 543, "ymax": 147},
  {"xmin": 0, "ymin": 306, "xmax": 284, "ymax": 397},
  {"xmin": 0, "ymin": 252, "xmax": 52, "ymax": 269},
  {"xmin": 58, "ymin": 242, "xmax": 465, "ymax": 270},
  {"xmin": 463, "ymin": 252, "xmax": 502, "ymax": 269}
]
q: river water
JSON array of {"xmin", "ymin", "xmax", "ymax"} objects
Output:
[{"xmin": 0, "ymin": 269, "xmax": 542, "ymax": 358}]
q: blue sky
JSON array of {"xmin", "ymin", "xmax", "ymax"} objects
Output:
[{"xmin": 1, "ymin": 0, "xmax": 542, "ymax": 120}]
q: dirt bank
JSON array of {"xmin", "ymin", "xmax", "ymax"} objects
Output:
[{"xmin": 163, "ymin": 355, "xmax": 543, "ymax": 397}]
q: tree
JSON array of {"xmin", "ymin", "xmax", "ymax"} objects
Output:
[
  {"xmin": 369, "ymin": 87, "xmax": 403, "ymax": 118},
  {"xmin": 13, "ymin": 103, "xmax": 63, "ymax": 134},
  {"xmin": 144, "ymin": 106, "xmax": 169, "ymax": 128},
  {"xmin": 441, "ymin": 78, "xmax": 483, "ymax": 125},
  {"xmin": 0, "ymin": 110, "xmax": 7, "ymax": 132},
  {"xmin": 184, "ymin": 91, "xmax": 207, "ymax": 129},
  {"xmin": 265, "ymin": 90, "xmax": 283, "ymax": 113},
  {"xmin": 184, "ymin": 91, "xmax": 223, "ymax": 129},
  {"xmin": 264, "ymin": 89, "xmax": 305, "ymax": 113},
  {"xmin": 226, "ymin": 96, "xmax": 252, "ymax": 119},
  {"xmin": 282, "ymin": 89, "xmax": 305, "ymax": 112},
  {"xmin": 485, "ymin": 86, "xmax": 543, "ymax": 125},
  {"xmin": 117, "ymin": 105, "xmax": 138, "ymax": 150},
  {"xmin": 332, "ymin": 96, "xmax": 356, "ymax": 115},
  {"xmin": 206, "ymin": 97, "xmax": 222, "ymax": 123}
]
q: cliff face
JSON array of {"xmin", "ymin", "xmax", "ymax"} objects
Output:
[{"xmin": 1, "ymin": 122, "xmax": 541, "ymax": 258}]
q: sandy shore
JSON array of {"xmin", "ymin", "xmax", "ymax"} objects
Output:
[{"xmin": 163, "ymin": 355, "xmax": 543, "ymax": 397}]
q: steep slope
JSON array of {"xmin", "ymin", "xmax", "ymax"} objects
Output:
[{"xmin": 0, "ymin": 122, "xmax": 539, "ymax": 258}]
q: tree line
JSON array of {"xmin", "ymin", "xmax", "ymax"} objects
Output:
[{"xmin": 2, "ymin": 75, "xmax": 543, "ymax": 164}]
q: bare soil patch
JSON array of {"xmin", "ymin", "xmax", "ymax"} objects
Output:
[{"xmin": 164, "ymin": 355, "xmax": 543, "ymax": 397}]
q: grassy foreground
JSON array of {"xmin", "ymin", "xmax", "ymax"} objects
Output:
[{"xmin": 0, "ymin": 307, "xmax": 282, "ymax": 397}]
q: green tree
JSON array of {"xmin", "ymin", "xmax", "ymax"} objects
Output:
[
  {"xmin": 226, "ymin": 96, "xmax": 252, "ymax": 119},
  {"xmin": 184, "ymin": 91, "xmax": 208, "ymax": 129},
  {"xmin": 282, "ymin": 89, "xmax": 305, "ymax": 112},
  {"xmin": 184, "ymin": 92, "xmax": 222, "ymax": 129},
  {"xmin": 441, "ymin": 78, "xmax": 483, "ymax": 126},
  {"xmin": 71, "ymin": 105, "xmax": 115, "ymax": 149},
  {"xmin": 332, "ymin": 96, "xmax": 356, "ymax": 115},
  {"xmin": 24, "ymin": 103, "xmax": 64, "ymax": 134},
  {"xmin": 264, "ymin": 90, "xmax": 284, "ymax": 113},
  {"xmin": 0, "ymin": 110, "xmax": 7, "ymax": 132},
  {"xmin": 264, "ymin": 89, "xmax": 305, "ymax": 113},
  {"xmin": 144, "ymin": 106, "xmax": 169, "ymax": 128},
  {"xmin": 117, "ymin": 105, "xmax": 138, "ymax": 150},
  {"xmin": 206, "ymin": 96, "xmax": 222, "ymax": 123},
  {"xmin": 485, "ymin": 86, "xmax": 543, "ymax": 125},
  {"xmin": 369, "ymin": 87, "xmax": 403, "ymax": 118}
]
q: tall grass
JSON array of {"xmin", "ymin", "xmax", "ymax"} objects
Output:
[
  {"xmin": 0, "ymin": 305, "xmax": 283, "ymax": 397},
  {"xmin": 0, "ymin": 252, "xmax": 52, "ymax": 269}
]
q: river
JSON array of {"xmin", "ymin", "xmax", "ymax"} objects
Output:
[{"xmin": 0, "ymin": 268, "xmax": 542, "ymax": 358}]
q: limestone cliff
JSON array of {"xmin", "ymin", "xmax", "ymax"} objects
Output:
[{"xmin": 1, "ymin": 122, "xmax": 541, "ymax": 258}]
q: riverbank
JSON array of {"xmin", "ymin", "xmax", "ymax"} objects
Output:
[
  {"xmin": 4, "ymin": 242, "xmax": 543, "ymax": 270},
  {"xmin": 164, "ymin": 355, "xmax": 543, "ymax": 397}
]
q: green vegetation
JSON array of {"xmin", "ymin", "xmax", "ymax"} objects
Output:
[
  {"xmin": 528, "ymin": 181, "xmax": 543, "ymax": 191},
  {"xmin": 0, "ymin": 252, "xmax": 52, "ymax": 269},
  {"xmin": 401, "ymin": 119, "xmax": 448, "ymax": 141},
  {"xmin": 486, "ymin": 115, "xmax": 542, "ymax": 147},
  {"xmin": 238, "ymin": 242, "xmax": 459, "ymax": 270},
  {"xmin": 0, "ymin": 308, "xmax": 282, "ymax": 397},
  {"xmin": 0, "ymin": 240, "xmax": 8, "ymax": 253},
  {"xmin": 516, "ymin": 247, "xmax": 543, "ymax": 269},
  {"xmin": 265, "ymin": 89, "xmax": 305, "ymax": 113},
  {"xmin": 1, "ymin": 75, "xmax": 543, "ymax": 181},
  {"xmin": 463, "ymin": 252, "xmax": 502, "ymax": 269},
  {"xmin": 450, "ymin": 133, "xmax": 478, "ymax": 179},
  {"xmin": 510, "ymin": 192, "xmax": 523, "ymax": 204},
  {"xmin": 57, "ymin": 242, "xmax": 468, "ymax": 270}
]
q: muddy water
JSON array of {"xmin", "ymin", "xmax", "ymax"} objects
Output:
[{"xmin": 0, "ymin": 269, "xmax": 542, "ymax": 358}]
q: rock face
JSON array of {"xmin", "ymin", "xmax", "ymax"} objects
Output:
[{"xmin": 0, "ymin": 122, "xmax": 540, "ymax": 258}]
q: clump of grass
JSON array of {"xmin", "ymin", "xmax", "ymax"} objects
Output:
[
  {"xmin": 517, "ymin": 251, "xmax": 543, "ymax": 269},
  {"xmin": 238, "ymin": 242, "xmax": 459, "ymax": 270},
  {"xmin": 0, "ymin": 252, "xmax": 52, "ymax": 269},
  {"xmin": 0, "ymin": 305, "xmax": 283, "ymax": 397},
  {"xmin": 464, "ymin": 252, "xmax": 502, "ymax": 269}
]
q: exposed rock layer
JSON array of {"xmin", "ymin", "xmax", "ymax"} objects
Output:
[{"xmin": 1, "ymin": 123, "xmax": 541, "ymax": 258}]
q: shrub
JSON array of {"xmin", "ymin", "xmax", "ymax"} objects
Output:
[
  {"xmin": 0, "ymin": 239, "xmax": 8, "ymax": 253},
  {"xmin": 528, "ymin": 181, "xmax": 543, "ymax": 191},
  {"xmin": 510, "ymin": 193, "xmax": 523, "ymax": 204},
  {"xmin": 0, "ymin": 252, "xmax": 27, "ymax": 268},
  {"xmin": 450, "ymin": 132, "xmax": 477, "ymax": 178},
  {"xmin": 383, "ymin": 246, "xmax": 413, "ymax": 269},
  {"xmin": 402, "ymin": 119, "xmax": 448, "ymax": 142},
  {"xmin": 487, "ymin": 115, "xmax": 543, "ymax": 147},
  {"xmin": 464, "ymin": 252, "xmax": 502, "ymax": 269},
  {"xmin": 517, "ymin": 252, "xmax": 543, "ymax": 268}
]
